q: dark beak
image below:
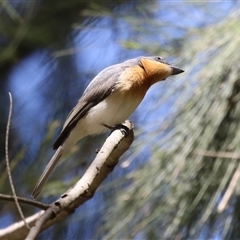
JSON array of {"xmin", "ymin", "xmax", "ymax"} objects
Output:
[{"xmin": 171, "ymin": 66, "xmax": 184, "ymax": 75}]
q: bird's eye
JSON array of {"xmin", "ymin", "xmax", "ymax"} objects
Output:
[
  {"xmin": 155, "ymin": 56, "xmax": 169, "ymax": 65},
  {"xmin": 155, "ymin": 56, "xmax": 163, "ymax": 62}
]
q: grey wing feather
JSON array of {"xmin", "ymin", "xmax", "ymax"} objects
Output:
[{"xmin": 52, "ymin": 65, "xmax": 124, "ymax": 149}]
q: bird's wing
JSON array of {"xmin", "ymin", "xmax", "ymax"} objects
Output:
[{"xmin": 52, "ymin": 65, "xmax": 126, "ymax": 149}]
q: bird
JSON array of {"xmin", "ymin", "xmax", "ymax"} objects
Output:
[{"xmin": 32, "ymin": 56, "xmax": 184, "ymax": 198}]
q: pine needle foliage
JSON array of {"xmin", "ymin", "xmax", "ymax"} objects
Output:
[{"xmin": 101, "ymin": 10, "xmax": 240, "ymax": 240}]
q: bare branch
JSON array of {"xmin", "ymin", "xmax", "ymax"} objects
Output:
[
  {"xmin": 5, "ymin": 93, "xmax": 30, "ymax": 229},
  {"xmin": 217, "ymin": 162, "xmax": 240, "ymax": 213},
  {"xmin": 194, "ymin": 150, "xmax": 240, "ymax": 159},
  {"xmin": 0, "ymin": 120, "xmax": 134, "ymax": 240},
  {"xmin": 0, "ymin": 212, "xmax": 44, "ymax": 240},
  {"xmin": 0, "ymin": 194, "xmax": 49, "ymax": 210},
  {"xmin": 195, "ymin": 149, "xmax": 240, "ymax": 213}
]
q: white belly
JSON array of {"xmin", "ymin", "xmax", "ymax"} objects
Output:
[
  {"xmin": 62, "ymin": 91, "xmax": 143, "ymax": 151},
  {"xmin": 85, "ymin": 91, "xmax": 142, "ymax": 134}
]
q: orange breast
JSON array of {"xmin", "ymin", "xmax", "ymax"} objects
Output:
[
  {"xmin": 116, "ymin": 58, "xmax": 173, "ymax": 98},
  {"xmin": 116, "ymin": 65, "xmax": 150, "ymax": 100}
]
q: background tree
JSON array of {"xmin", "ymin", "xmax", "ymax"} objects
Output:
[{"xmin": 1, "ymin": 1, "xmax": 240, "ymax": 239}]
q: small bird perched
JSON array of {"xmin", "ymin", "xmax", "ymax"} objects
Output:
[{"xmin": 32, "ymin": 56, "xmax": 184, "ymax": 198}]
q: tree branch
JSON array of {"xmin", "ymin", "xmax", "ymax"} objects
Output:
[
  {"xmin": 217, "ymin": 162, "xmax": 240, "ymax": 213},
  {"xmin": 0, "ymin": 120, "xmax": 134, "ymax": 240},
  {"xmin": 194, "ymin": 150, "xmax": 240, "ymax": 159},
  {"xmin": 0, "ymin": 194, "xmax": 49, "ymax": 210}
]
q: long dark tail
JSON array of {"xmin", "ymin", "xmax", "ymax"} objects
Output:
[{"xmin": 32, "ymin": 146, "xmax": 63, "ymax": 199}]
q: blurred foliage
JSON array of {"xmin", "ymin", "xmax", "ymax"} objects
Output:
[
  {"xmin": 100, "ymin": 8, "xmax": 240, "ymax": 240},
  {"xmin": 1, "ymin": 0, "xmax": 240, "ymax": 240}
]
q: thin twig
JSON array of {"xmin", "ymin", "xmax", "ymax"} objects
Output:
[
  {"xmin": 0, "ymin": 194, "xmax": 50, "ymax": 210},
  {"xmin": 5, "ymin": 93, "xmax": 30, "ymax": 229},
  {"xmin": 194, "ymin": 150, "xmax": 240, "ymax": 159},
  {"xmin": 217, "ymin": 162, "xmax": 240, "ymax": 213}
]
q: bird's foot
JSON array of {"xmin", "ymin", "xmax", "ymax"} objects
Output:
[{"xmin": 101, "ymin": 123, "xmax": 130, "ymax": 137}]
